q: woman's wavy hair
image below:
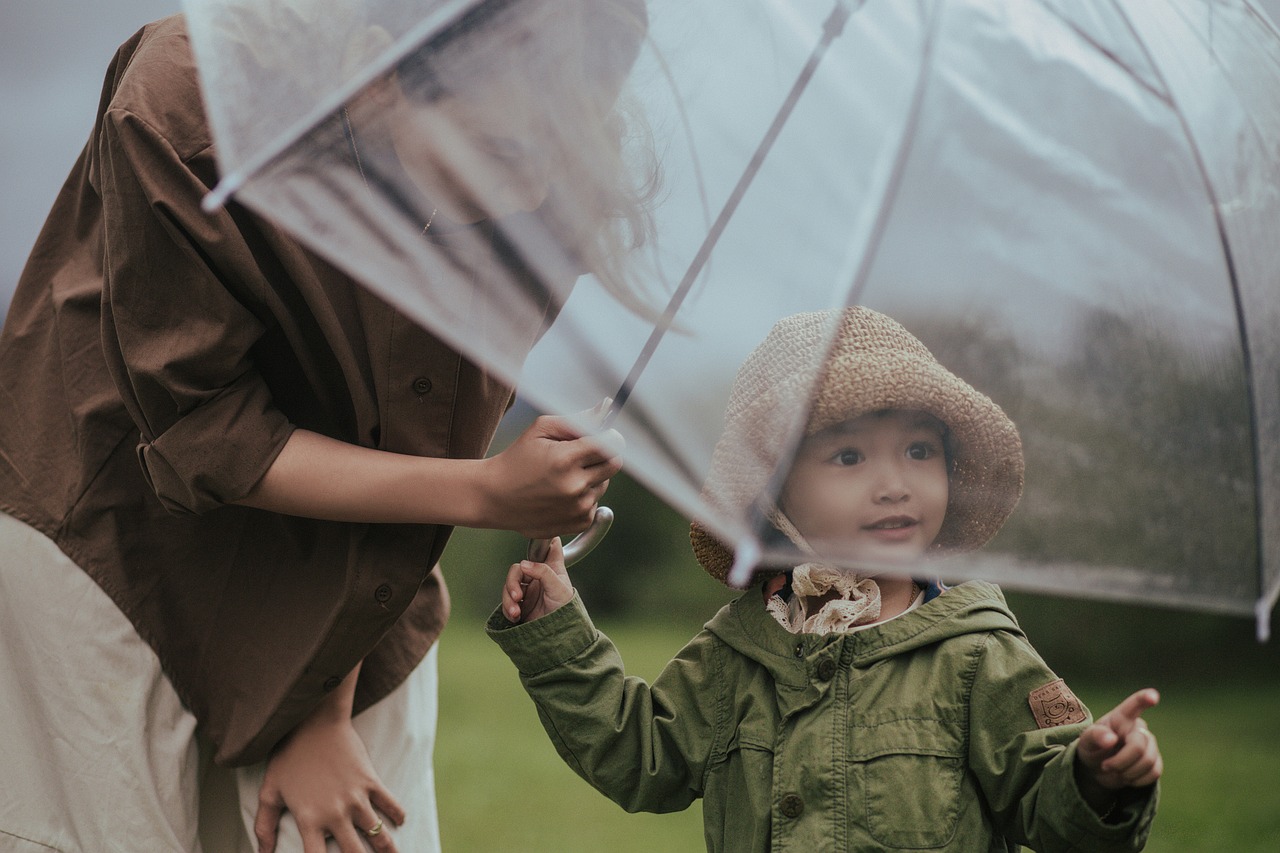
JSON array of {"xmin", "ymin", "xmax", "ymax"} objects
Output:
[{"xmin": 394, "ymin": 0, "xmax": 661, "ymax": 316}]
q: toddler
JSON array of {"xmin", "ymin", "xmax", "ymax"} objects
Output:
[{"xmin": 488, "ymin": 307, "xmax": 1161, "ymax": 852}]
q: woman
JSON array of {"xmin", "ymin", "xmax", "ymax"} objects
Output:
[{"xmin": 0, "ymin": 1, "xmax": 651, "ymax": 850}]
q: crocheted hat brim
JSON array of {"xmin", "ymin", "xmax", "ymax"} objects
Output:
[{"xmin": 690, "ymin": 308, "xmax": 1024, "ymax": 585}]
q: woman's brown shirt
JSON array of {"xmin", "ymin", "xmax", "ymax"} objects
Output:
[{"xmin": 0, "ymin": 16, "xmax": 555, "ymax": 766}]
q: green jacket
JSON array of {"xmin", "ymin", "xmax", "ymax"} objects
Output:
[{"xmin": 487, "ymin": 581, "xmax": 1157, "ymax": 852}]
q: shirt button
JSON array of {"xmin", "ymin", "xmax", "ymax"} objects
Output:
[
  {"xmin": 817, "ymin": 658, "xmax": 837, "ymax": 681},
  {"xmin": 374, "ymin": 583, "xmax": 394, "ymax": 604},
  {"xmin": 780, "ymin": 793, "xmax": 804, "ymax": 819},
  {"xmin": 412, "ymin": 377, "xmax": 433, "ymax": 395},
  {"xmin": 322, "ymin": 676, "xmax": 342, "ymax": 692}
]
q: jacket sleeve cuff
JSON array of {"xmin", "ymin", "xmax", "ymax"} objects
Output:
[
  {"xmin": 136, "ymin": 370, "xmax": 294, "ymax": 514},
  {"xmin": 1059, "ymin": 740, "xmax": 1160, "ymax": 847},
  {"xmin": 485, "ymin": 593, "xmax": 599, "ymax": 675}
]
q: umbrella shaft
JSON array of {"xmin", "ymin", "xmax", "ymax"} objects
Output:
[{"xmin": 606, "ymin": 0, "xmax": 857, "ymax": 427}]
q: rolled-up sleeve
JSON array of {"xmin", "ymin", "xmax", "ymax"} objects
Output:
[
  {"xmin": 969, "ymin": 631, "xmax": 1158, "ymax": 852},
  {"xmin": 97, "ymin": 98, "xmax": 293, "ymax": 513}
]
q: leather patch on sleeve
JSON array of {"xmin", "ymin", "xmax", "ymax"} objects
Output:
[{"xmin": 1028, "ymin": 679, "xmax": 1087, "ymax": 729}]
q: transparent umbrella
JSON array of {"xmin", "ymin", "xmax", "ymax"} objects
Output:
[{"xmin": 184, "ymin": 0, "xmax": 1280, "ymax": 639}]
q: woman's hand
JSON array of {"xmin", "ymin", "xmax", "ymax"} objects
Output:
[
  {"xmin": 255, "ymin": 667, "xmax": 405, "ymax": 853},
  {"xmin": 479, "ymin": 414, "xmax": 624, "ymax": 540},
  {"xmin": 233, "ymin": 410, "xmax": 622, "ymax": 538}
]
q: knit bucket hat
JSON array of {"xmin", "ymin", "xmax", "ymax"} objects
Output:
[{"xmin": 690, "ymin": 306, "xmax": 1025, "ymax": 584}]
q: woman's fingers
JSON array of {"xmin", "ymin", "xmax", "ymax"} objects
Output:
[
  {"xmin": 298, "ymin": 824, "xmax": 329, "ymax": 853},
  {"xmin": 253, "ymin": 789, "xmax": 285, "ymax": 853},
  {"xmin": 369, "ymin": 786, "xmax": 406, "ymax": 829},
  {"xmin": 575, "ymin": 428, "xmax": 626, "ymax": 470},
  {"xmin": 345, "ymin": 804, "xmax": 400, "ymax": 853}
]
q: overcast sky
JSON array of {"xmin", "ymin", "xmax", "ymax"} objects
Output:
[
  {"xmin": 6, "ymin": 0, "xmax": 1280, "ymax": 318},
  {"xmin": 1, "ymin": 1, "xmax": 180, "ymax": 314}
]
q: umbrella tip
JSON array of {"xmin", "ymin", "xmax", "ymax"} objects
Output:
[
  {"xmin": 202, "ymin": 173, "xmax": 244, "ymax": 214},
  {"xmin": 726, "ymin": 538, "xmax": 762, "ymax": 588},
  {"xmin": 1257, "ymin": 599, "xmax": 1272, "ymax": 644}
]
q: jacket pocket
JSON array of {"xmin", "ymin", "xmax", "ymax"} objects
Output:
[
  {"xmin": 850, "ymin": 716, "xmax": 965, "ymax": 849},
  {"xmin": 703, "ymin": 729, "xmax": 775, "ymax": 853}
]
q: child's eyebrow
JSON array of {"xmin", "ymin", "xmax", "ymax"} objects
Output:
[
  {"xmin": 817, "ymin": 419, "xmax": 866, "ymax": 437},
  {"xmin": 904, "ymin": 413, "xmax": 947, "ymax": 433},
  {"xmin": 819, "ymin": 411, "xmax": 946, "ymax": 436}
]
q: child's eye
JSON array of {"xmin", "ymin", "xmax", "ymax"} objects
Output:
[
  {"xmin": 907, "ymin": 441, "xmax": 938, "ymax": 461},
  {"xmin": 832, "ymin": 448, "xmax": 862, "ymax": 466}
]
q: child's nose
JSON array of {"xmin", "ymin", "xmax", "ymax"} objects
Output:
[{"xmin": 873, "ymin": 461, "xmax": 910, "ymax": 503}]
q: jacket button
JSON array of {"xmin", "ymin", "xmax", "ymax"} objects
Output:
[
  {"xmin": 817, "ymin": 658, "xmax": 837, "ymax": 681},
  {"xmin": 374, "ymin": 583, "xmax": 393, "ymax": 604},
  {"xmin": 412, "ymin": 377, "xmax": 433, "ymax": 395},
  {"xmin": 793, "ymin": 643, "xmax": 804, "ymax": 659},
  {"xmin": 779, "ymin": 793, "xmax": 804, "ymax": 819},
  {"xmin": 322, "ymin": 676, "xmax": 342, "ymax": 692}
]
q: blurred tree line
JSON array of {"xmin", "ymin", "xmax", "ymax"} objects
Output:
[
  {"xmin": 442, "ymin": 304, "xmax": 1279, "ymax": 687},
  {"xmin": 442, "ymin": 472, "xmax": 1279, "ymax": 687}
]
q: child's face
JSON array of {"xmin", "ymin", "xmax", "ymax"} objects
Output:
[{"xmin": 780, "ymin": 409, "xmax": 949, "ymax": 567}]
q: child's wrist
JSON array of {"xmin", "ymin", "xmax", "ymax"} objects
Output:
[{"xmin": 1073, "ymin": 756, "xmax": 1118, "ymax": 816}]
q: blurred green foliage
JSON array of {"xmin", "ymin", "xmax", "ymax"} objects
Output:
[
  {"xmin": 442, "ymin": 303, "xmax": 1278, "ymax": 681},
  {"xmin": 441, "ymin": 470, "xmax": 1280, "ymax": 686},
  {"xmin": 442, "ymin": 470, "xmax": 737, "ymax": 627},
  {"xmin": 907, "ymin": 308, "xmax": 1257, "ymax": 593}
]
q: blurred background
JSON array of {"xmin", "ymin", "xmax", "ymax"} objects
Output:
[{"xmin": 5, "ymin": 2, "xmax": 1278, "ymax": 851}]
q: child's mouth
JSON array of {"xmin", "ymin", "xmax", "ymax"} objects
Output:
[
  {"xmin": 866, "ymin": 516, "xmax": 916, "ymax": 530},
  {"xmin": 864, "ymin": 516, "xmax": 919, "ymax": 539}
]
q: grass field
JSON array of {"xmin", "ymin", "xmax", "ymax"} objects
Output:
[{"xmin": 436, "ymin": 615, "xmax": 1280, "ymax": 852}]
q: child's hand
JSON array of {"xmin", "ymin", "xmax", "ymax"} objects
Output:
[
  {"xmin": 503, "ymin": 536, "xmax": 574, "ymax": 623},
  {"xmin": 1075, "ymin": 688, "xmax": 1162, "ymax": 805}
]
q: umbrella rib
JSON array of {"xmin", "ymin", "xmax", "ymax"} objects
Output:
[
  {"xmin": 1107, "ymin": 0, "xmax": 1272, "ymax": 639},
  {"xmin": 200, "ymin": 0, "xmax": 490, "ymax": 212},
  {"xmin": 724, "ymin": 0, "xmax": 947, "ymax": 587},
  {"xmin": 1030, "ymin": 1, "xmax": 1173, "ymax": 106},
  {"xmin": 604, "ymin": 0, "xmax": 860, "ymax": 427}
]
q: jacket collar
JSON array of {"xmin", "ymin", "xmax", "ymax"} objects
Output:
[{"xmin": 706, "ymin": 580, "xmax": 1023, "ymax": 720}]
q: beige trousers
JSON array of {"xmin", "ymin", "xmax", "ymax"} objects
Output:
[{"xmin": 0, "ymin": 512, "xmax": 440, "ymax": 853}]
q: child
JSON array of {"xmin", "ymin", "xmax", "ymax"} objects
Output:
[{"xmin": 487, "ymin": 307, "xmax": 1161, "ymax": 852}]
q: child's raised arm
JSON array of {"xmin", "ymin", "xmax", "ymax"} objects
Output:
[
  {"xmin": 503, "ymin": 536, "xmax": 576, "ymax": 623},
  {"xmin": 1074, "ymin": 688, "xmax": 1163, "ymax": 815}
]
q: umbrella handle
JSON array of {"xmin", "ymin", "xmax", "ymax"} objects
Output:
[{"xmin": 527, "ymin": 506, "xmax": 614, "ymax": 567}]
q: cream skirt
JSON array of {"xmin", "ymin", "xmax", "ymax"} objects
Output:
[{"xmin": 0, "ymin": 511, "xmax": 440, "ymax": 853}]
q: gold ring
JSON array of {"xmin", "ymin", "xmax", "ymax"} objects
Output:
[{"xmin": 366, "ymin": 817, "xmax": 384, "ymax": 837}]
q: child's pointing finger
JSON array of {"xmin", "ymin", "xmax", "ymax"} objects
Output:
[
  {"xmin": 1078, "ymin": 688, "xmax": 1163, "ymax": 790},
  {"xmin": 1106, "ymin": 688, "xmax": 1160, "ymax": 735}
]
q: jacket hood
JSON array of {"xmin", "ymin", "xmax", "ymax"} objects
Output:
[{"xmin": 706, "ymin": 580, "xmax": 1023, "ymax": 688}]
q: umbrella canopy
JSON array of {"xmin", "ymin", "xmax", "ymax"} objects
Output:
[{"xmin": 184, "ymin": 0, "xmax": 1280, "ymax": 639}]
